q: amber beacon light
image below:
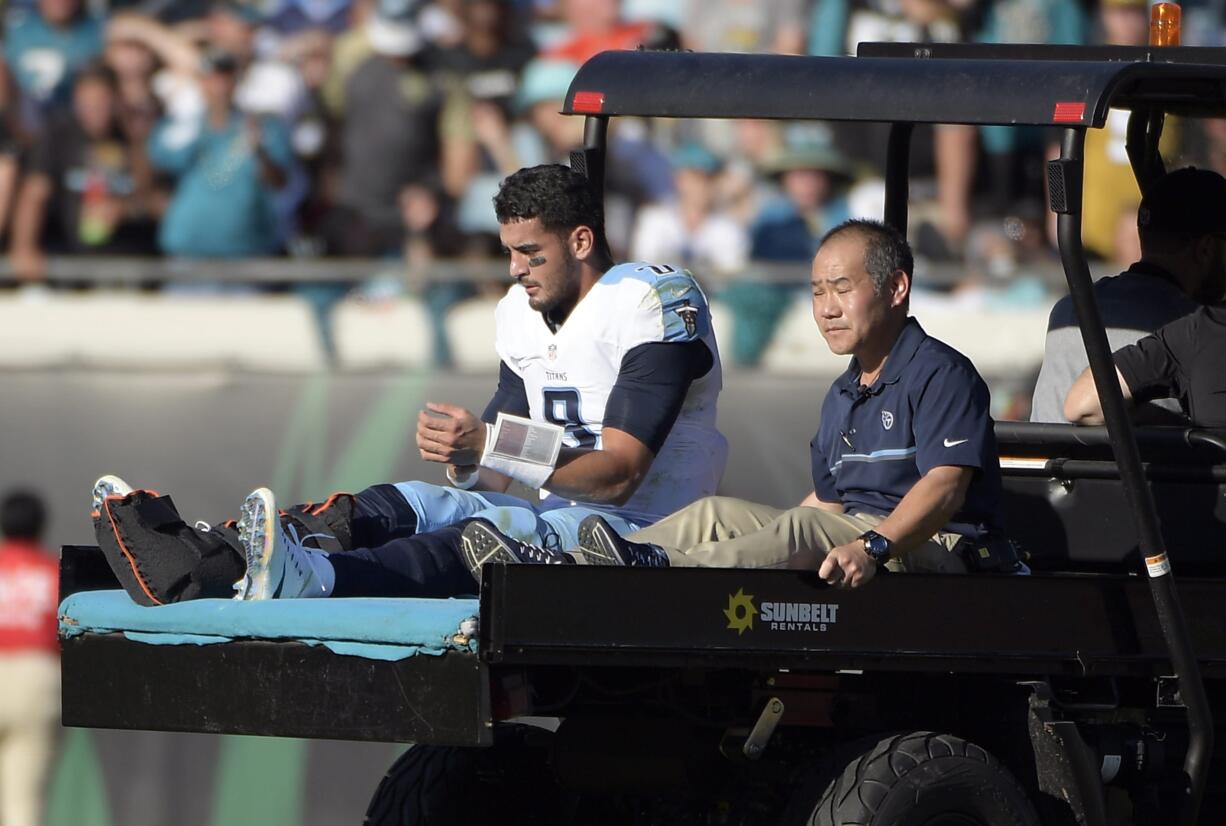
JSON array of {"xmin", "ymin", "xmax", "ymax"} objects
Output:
[{"xmin": 1150, "ymin": 2, "xmax": 1182, "ymax": 47}]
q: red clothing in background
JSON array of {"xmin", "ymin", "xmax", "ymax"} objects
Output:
[
  {"xmin": 0, "ymin": 541, "xmax": 58, "ymax": 654},
  {"xmin": 544, "ymin": 21, "xmax": 655, "ymax": 65}
]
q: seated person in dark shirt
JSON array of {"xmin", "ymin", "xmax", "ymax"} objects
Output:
[
  {"xmin": 1064, "ymin": 303, "xmax": 1226, "ymax": 428},
  {"xmin": 1031, "ymin": 167, "xmax": 1226, "ymax": 424}
]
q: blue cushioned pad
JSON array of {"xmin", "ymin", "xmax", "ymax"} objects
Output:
[{"xmin": 59, "ymin": 590, "xmax": 480, "ymax": 662}]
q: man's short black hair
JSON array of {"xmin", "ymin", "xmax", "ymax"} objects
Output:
[
  {"xmin": 819, "ymin": 219, "xmax": 914, "ymax": 295},
  {"xmin": 1, "ymin": 490, "xmax": 46, "ymax": 541},
  {"xmin": 493, "ymin": 164, "xmax": 609, "ymax": 254}
]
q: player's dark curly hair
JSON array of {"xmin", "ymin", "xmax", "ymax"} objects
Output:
[
  {"xmin": 1, "ymin": 490, "xmax": 46, "ymax": 541},
  {"xmin": 819, "ymin": 219, "xmax": 914, "ymax": 296},
  {"xmin": 494, "ymin": 164, "xmax": 610, "ymax": 256}
]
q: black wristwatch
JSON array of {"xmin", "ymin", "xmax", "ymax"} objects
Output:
[{"xmin": 858, "ymin": 530, "xmax": 893, "ymax": 565}]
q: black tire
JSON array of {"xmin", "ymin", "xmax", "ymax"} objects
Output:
[
  {"xmin": 801, "ymin": 731, "xmax": 1041, "ymax": 826},
  {"xmin": 364, "ymin": 744, "xmax": 477, "ymax": 825},
  {"xmin": 363, "ymin": 727, "xmax": 560, "ymax": 825}
]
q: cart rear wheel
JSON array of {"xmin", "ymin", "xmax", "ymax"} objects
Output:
[
  {"xmin": 797, "ymin": 731, "xmax": 1040, "ymax": 826},
  {"xmin": 363, "ymin": 726, "xmax": 560, "ymax": 825}
]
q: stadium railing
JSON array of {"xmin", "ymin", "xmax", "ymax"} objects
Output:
[{"xmin": 0, "ymin": 257, "xmax": 1073, "ymax": 375}]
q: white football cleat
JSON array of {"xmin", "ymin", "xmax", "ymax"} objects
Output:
[
  {"xmin": 234, "ymin": 487, "xmax": 332, "ymax": 600},
  {"xmin": 91, "ymin": 474, "xmax": 134, "ymax": 516}
]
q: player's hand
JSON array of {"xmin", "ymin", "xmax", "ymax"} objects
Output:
[
  {"xmin": 818, "ymin": 540, "xmax": 878, "ymax": 589},
  {"xmin": 416, "ymin": 402, "xmax": 487, "ymax": 466}
]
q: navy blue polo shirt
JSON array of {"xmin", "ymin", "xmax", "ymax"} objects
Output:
[{"xmin": 810, "ymin": 318, "xmax": 1003, "ymax": 539}]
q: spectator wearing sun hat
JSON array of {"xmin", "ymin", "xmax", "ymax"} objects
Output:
[
  {"xmin": 714, "ymin": 128, "xmax": 857, "ymax": 367},
  {"xmin": 750, "ymin": 130, "xmax": 855, "ymax": 262}
]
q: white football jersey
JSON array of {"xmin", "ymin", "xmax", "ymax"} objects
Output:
[{"xmin": 494, "ymin": 261, "xmax": 728, "ymax": 525}]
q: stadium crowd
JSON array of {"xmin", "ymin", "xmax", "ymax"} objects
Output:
[{"xmin": 4, "ymin": 0, "xmax": 1226, "ymax": 365}]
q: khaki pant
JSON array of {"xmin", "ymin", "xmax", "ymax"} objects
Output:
[
  {"xmin": 630, "ymin": 496, "xmax": 967, "ymax": 573},
  {"xmin": 0, "ymin": 651, "xmax": 60, "ymax": 826}
]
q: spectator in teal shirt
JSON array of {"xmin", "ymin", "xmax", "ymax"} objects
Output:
[
  {"xmin": 4, "ymin": 0, "xmax": 103, "ymax": 130},
  {"xmin": 148, "ymin": 49, "xmax": 293, "ymax": 258}
]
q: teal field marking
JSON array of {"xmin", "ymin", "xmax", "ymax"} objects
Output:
[
  {"xmin": 272, "ymin": 371, "xmax": 430, "ymax": 502},
  {"xmin": 208, "ymin": 736, "xmax": 307, "ymax": 826},
  {"xmin": 45, "ymin": 729, "xmax": 113, "ymax": 826},
  {"xmin": 272, "ymin": 374, "xmax": 332, "ymax": 499},
  {"xmin": 326, "ymin": 371, "xmax": 430, "ymax": 493}
]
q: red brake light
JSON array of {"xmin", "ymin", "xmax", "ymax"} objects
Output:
[
  {"xmin": 1053, "ymin": 102, "xmax": 1086, "ymax": 123},
  {"xmin": 572, "ymin": 91, "xmax": 605, "ymax": 114}
]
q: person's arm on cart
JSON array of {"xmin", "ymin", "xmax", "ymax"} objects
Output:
[
  {"xmin": 1064, "ymin": 366, "xmax": 1133, "ymax": 425},
  {"xmin": 1064, "ymin": 312, "xmax": 1197, "ymax": 424}
]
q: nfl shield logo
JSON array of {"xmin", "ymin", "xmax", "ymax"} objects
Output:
[
  {"xmin": 547, "ymin": 344, "xmax": 557, "ymax": 361},
  {"xmin": 881, "ymin": 411, "xmax": 894, "ymax": 430}
]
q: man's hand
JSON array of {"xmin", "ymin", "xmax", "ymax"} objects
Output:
[
  {"xmin": 416, "ymin": 402, "xmax": 487, "ymax": 466},
  {"xmin": 818, "ymin": 540, "xmax": 878, "ymax": 589}
]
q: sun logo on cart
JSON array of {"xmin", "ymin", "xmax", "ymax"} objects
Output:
[{"xmin": 724, "ymin": 588, "xmax": 756, "ymax": 635}]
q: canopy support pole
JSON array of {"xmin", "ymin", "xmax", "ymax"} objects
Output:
[{"xmin": 1054, "ymin": 126, "xmax": 1212, "ymax": 826}]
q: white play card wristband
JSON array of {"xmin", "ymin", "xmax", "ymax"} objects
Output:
[{"xmin": 479, "ymin": 413, "xmax": 564, "ymax": 489}]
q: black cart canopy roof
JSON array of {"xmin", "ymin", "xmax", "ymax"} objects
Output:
[{"xmin": 562, "ymin": 47, "xmax": 1226, "ymax": 128}]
